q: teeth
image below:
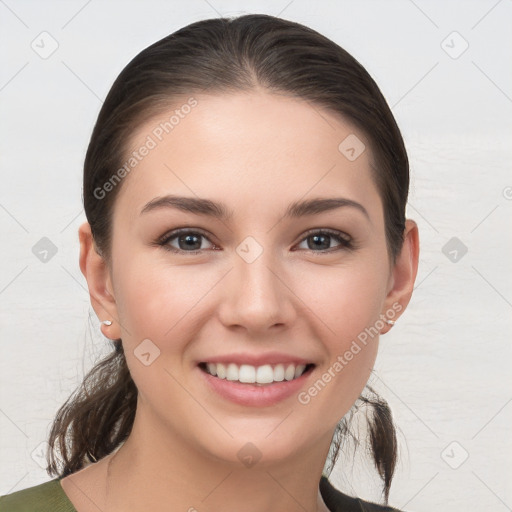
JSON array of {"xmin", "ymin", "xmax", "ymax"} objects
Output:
[
  {"xmin": 216, "ymin": 363, "xmax": 226, "ymax": 379},
  {"xmin": 273, "ymin": 364, "xmax": 285, "ymax": 382},
  {"xmin": 256, "ymin": 365, "xmax": 273, "ymax": 384},
  {"xmin": 203, "ymin": 362, "xmax": 309, "ymax": 384},
  {"xmin": 294, "ymin": 364, "xmax": 306, "ymax": 378},
  {"xmin": 239, "ymin": 364, "xmax": 256, "ymax": 383},
  {"xmin": 226, "ymin": 363, "xmax": 238, "ymax": 381},
  {"xmin": 284, "ymin": 364, "xmax": 296, "ymax": 381}
]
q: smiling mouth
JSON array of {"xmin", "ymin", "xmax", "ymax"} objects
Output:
[{"xmin": 198, "ymin": 362, "xmax": 315, "ymax": 385}]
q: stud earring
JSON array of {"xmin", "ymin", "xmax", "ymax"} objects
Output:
[
  {"xmin": 101, "ymin": 320, "xmax": 113, "ymax": 326},
  {"xmin": 385, "ymin": 319, "xmax": 395, "ymax": 326}
]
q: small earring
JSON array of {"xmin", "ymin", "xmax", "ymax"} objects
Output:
[
  {"xmin": 385, "ymin": 319, "xmax": 395, "ymax": 326},
  {"xmin": 101, "ymin": 320, "xmax": 112, "ymax": 326}
]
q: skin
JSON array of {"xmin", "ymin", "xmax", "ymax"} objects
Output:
[{"xmin": 61, "ymin": 90, "xmax": 419, "ymax": 512}]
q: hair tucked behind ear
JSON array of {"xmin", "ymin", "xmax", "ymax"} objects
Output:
[{"xmin": 47, "ymin": 13, "xmax": 409, "ymax": 505}]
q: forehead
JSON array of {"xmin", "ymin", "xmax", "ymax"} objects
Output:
[{"xmin": 113, "ymin": 91, "xmax": 382, "ymax": 224}]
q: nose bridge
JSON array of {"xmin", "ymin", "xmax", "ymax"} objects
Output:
[{"xmin": 220, "ymin": 240, "xmax": 294, "ymax": 330}]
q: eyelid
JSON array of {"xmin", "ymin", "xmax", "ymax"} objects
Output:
[
  {"xmin": 156, "ymin": 227, "xmax": 214, "ymax": 245},
  {"xmin": 297, "ymin": 227, "xmax": 352, "ymax": 243}
]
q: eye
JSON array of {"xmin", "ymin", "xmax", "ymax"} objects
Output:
[
  {"xmin": 294, "ymin": 229, "xmax": 353, "ymax": 253},
  {"xmin": 156, "ymin": 228, "xmax": 354, "ymax": 255},
  {"xmin": 157, "ymin": 229, "xmax": 217, "ymax": 254}
]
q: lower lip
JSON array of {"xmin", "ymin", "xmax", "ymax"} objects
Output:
[{"xmin": 198, "ymin": 366, "xmax": 314, "ymax": 407}]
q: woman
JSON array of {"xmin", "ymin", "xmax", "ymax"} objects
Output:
[{"xmin": 0, "ymin": 13, "xmax": 418, "ymax": 512}]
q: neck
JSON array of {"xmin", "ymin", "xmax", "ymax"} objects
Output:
[{"xmin": 105, "ymin": 407, "xmax": 334, "ymax": 512}]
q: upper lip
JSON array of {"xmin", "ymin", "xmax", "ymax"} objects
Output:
[{"xmin": 198, "ymin": 352, "xmax": 314, "ymax": 367}]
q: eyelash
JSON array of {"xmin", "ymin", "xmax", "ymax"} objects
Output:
[{"xmin": 155, "ymin": 228, "xmax": 355, "ymax": 255}]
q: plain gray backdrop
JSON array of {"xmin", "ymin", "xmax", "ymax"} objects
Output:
[{"xmin": 1, "ymin": 1, "xmax": 511, "ymax": 511}]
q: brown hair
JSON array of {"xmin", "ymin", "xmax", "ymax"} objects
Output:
[{"xmin": 47, "ymin": 14, "xmax": 407, "ymax": 504}]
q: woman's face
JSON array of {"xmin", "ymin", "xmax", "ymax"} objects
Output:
[{"xmin": 95, "ymin": 91, "xmax": 405, "ymax": 466}]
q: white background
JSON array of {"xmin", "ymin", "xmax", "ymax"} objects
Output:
[{"xmin": 1, "ymin": 1, "xmax": 511, "ymax": 511}]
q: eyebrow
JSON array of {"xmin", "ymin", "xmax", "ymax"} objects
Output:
[{"xmin": 140, "ymin": 194, "xmax": 369, "ymax": 220}]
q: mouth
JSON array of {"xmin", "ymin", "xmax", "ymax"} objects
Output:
[{"xmin": 198, "ymin": 361, "xmax": 316, "ymax": 386}]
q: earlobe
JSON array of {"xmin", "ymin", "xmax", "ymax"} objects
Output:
[
  {"xmin": 381, "ymin": 219, "xmax": 420, "ymax": 332},
  {"xmin": 78, "ymin": 222, "xmax": 121, "ymax": 339}
]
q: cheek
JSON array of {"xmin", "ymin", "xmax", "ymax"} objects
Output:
[
  {"xmin": 112, "ymin": 259, "xmax": 207, "ymax": 403},
  {"xmin": 294, "ymin": 259, "xmax": 388, "ymax": 341},
  {"xmin": 292, "ymin": 261, "xmax": 386, "ymax": 412},
  {"xmin": 113, "ymin": 255, "xmax": 222, "ymax": 347}
]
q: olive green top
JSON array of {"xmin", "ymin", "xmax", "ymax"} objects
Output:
[
  {"xmin": 0, "ymin": 479, "xmax": 74, "ymax": 512},
  {"xmin": 0, "ymin": 476, "xmax": 402, "ymax": 511}
]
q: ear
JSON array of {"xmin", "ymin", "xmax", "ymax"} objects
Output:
[
  {"xmin": 381, "ymin": 219, "xmax": 419, "ymax": 333},
  {"xmin": 78, "ymin": 222, "xmax": 121, "ymax": 339}
]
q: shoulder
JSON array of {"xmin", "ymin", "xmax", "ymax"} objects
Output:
[
  {"xmin": 320, "ymin": 476, "xmax": 404, "ymax": 512},
  {"xmin": 0, "ymin": 479, "xmax": 76, "ymax": 512}
]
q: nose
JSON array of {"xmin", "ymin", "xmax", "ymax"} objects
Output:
[{"xmin": 217, "ymin": 248, "xmax": 297, "ymax": 335}]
